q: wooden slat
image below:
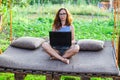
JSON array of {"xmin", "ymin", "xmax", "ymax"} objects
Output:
[
  {"xmin": 32, "ymin": 71, "xmax": 43, "ymax": 74},
  {"xmin": 0, "ymin": 68, "xmax": 5, "ymax": 71},
  {"xmin": 113, "ymin": 77, "xmax": 120, "ymax": 80},
  {"xmin": 24, "ymin": 70, "xmax": 32, "ymax": 73}
]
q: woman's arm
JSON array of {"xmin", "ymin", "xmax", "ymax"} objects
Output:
[{"xmin": 70, "ymin": 25, "xmax": 76, "ymax": 44}]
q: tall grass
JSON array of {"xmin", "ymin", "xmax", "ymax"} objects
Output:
[{"xmin": 12, "ymin": 4, "xmax": 111, "ymax": 16}]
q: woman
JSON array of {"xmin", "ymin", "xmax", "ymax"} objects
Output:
[{"xmin": 42, "ymin": 8, "xmax": 80, "ymax": 64}]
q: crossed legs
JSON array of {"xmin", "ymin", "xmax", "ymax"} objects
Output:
[
  {"xmin": 42, "ymin": 42, "xmax": 80, "ymax": 64},
  {"xmin": 63, "ymin": 44, "xmax": 80, "ymax": 59}
]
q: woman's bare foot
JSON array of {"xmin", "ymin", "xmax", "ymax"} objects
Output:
[
  {"xmin": 50, "ymin": 56, "xmax": 57, "ymax": 60},
  {"xmin": 50, "ymin": 56, "xmax": 69, "ymax": 64},
  {"xmin": 62, "ymin": 58, "xmax": 69, "ymax": 64}
]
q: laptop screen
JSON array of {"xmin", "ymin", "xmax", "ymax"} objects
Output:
[{"xmin": 49, "ymin": 31, "xmax": 71, "ymax": 47}]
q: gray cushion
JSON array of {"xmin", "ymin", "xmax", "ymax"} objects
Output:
[
  {"xmin": 10, "ymin": 37, "xmax": 45, "ymax": 50},
  {"xmin": 77, "ymin": 39, "xmax": 104, "ymax": 51}
]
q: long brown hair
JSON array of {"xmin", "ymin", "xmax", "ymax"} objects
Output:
[{"xmin": 52, "ymin": 8, "xmax": 73, "ymax": 30}]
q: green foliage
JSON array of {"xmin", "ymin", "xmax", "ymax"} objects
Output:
[
  {"xmin": 19, "ymin": 0, "xmax": 29, "ymax": 7},
  {"xmin": 1, "ymin": 0, "xmax": 103, "ymax": 7},
  {"xmin": 24, "ymin": 75, "xmax": 45, "ymax": 80},
  {"xmin": 91, "ymin": 77, "xmax": 113, "ymax": 80},
  {"xmin": 73, "ymin": 18, "xmax": 113, "ymax": 40},
  {"xmin": 0, "ymin": 5, "xmax": 7, "ymax": 15},
  {"xmin": 89, "ymin": 0, "xmax": 100, "ymax": 5},
  {"xmin": 11, "ymin": 16, "xmax": 53, "ymax": 38},
  {"xmin": 61, "ymin": 76, "xmax": 80, "ymax": 80},
  {"xmin": 0, "ymin": 73, "xmax": 14, "ymax": 80},
  {"xmin": 0, "ymin": 5, "xmax": 8, "ymax": 28},
  {"xmin": 1, "ymin": 0, "xmax": 7, "ymax": 6},
  {"xmin": 9, "ymin": 13, "xmax": 113, "ymax": 40}
]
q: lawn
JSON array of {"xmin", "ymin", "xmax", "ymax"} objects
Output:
[{"xmin": 0, "ymin": 73, "xmax": 113, "ymax": 80}]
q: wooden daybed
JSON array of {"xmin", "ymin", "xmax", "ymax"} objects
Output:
[
  {"xmin": 0, "ymin": 0, "xmax": 120, "ymax": 80},
  {"xmin": 0, "ymin": 41, "xmax": 120, "ymax": 80}
]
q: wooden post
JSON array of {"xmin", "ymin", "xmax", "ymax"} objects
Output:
[
  {"xmin": 0, "ymin": 0, "xmax": 1, "ymax": 7},
  {"xmin": 113, "ymin": 0, "xmax": 117, "ymax": 65},
  {"xmin": 113, "ymin": 77, "xmax": 120, "ymax": 80},
  {"xmin": 0, "ymin": 49, "xmax": 2, "ymax": 54},
  {"xmin": 81, "ymin": 76, "xmax": 90, "ymax": 80},
  {"xmin": 53, "ymin": 74, "xmax": 61, "ymax": 80},
  {"xmin": 118, "ymin": 0, "xmax": 120, "ymax": 67},
  {"xmin": 14, "ymin": 73, "xmax": 26, "ymax": 80},
  {"xmin": 118, "ymin": 33, "xmax": 120, "ymax": 67},
  {"xmin": 117, "ymin": 0, "xmax": 120, "ymax": 67},
  {"xmin": 0, "ymin": 0, "xmax": 2, "ymax": 54},
  {"xmin": 46, "ymin": 73, "xmax": 53, "ymax": 80},
  {"xmin": 0, "ymin": 0, "xmax": 2, "ymax": 32},
  {"xmin": 115, "ymin": 0, "xmax": 120, "ymax": 67},
  {"xmin": 0, "ymin": 15, "xmax": 2, "ymax": 31},
  {"xmin": 8, "ymin": 0, "xmax": 12, "ymax": 42},
  {"xmin": 113, "ymin": 0, "xmax": 120, "ymax": 67}
]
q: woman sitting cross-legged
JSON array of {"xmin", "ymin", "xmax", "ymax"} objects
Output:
[{"xmin": 42, "ymin": 8, "xmax": 80, "ymax": 64}]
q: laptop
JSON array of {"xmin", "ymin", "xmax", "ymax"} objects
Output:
[{"xmin": 49, "ymin": 31, "xmax": 71, "ymax": 49}]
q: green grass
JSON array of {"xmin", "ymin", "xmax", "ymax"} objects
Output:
[
  {"xmin": 0, "ymin": 4, "xmax": 115, "ymax": 80},
  {"xmin": 15, "ymin": 4, "xmax": 110, "ymax": 16},
  {"xmin": 0, "ymin": 73, "xmax": 14, "ymax": 80},
  {"xmin": 0, "ymin": 16, "xmax": 114, "ymax": 51},
  {"xmin": 0, "ymin": 73, "xmax": 113, "ymax": 80},
  {"xmin": 25, "ymin": 75, "xmax": 46, "ymax": 80}
]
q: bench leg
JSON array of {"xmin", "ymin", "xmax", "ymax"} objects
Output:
[
  {"xmin": 46, "ymin": 73, "xmax": 53, "ymax": 80},
  {"xmin": 53, "ymin": 74, "xmax": 61, "ymax": 80},
  {"xmin": 14, "ymin": 73, "xmax": 26, "ymax": 80},
  {"xmin": 81, "ymin": 76, "xmax": 90, "ymax": 80},
  {"xmin": 113, "ymin": 77, "xmax": 120, "ymax": 80}
]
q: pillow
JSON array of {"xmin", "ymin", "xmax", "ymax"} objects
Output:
[
  {"xmin": 10, "ymin": 37, "xmax": 45, "ymax": 50},
  {"xmin": 77, "ymin": 39, "xmax": 104, "ymax": 51}
]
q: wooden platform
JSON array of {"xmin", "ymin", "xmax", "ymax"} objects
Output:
[{"xmin": 0, "ymin": 41, "xmax": 119, "ymax": 80}]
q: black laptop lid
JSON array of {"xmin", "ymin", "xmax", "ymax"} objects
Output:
[{"xmin": 49, "ymin": 31, "xmax": 71, "ymax": 47}]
